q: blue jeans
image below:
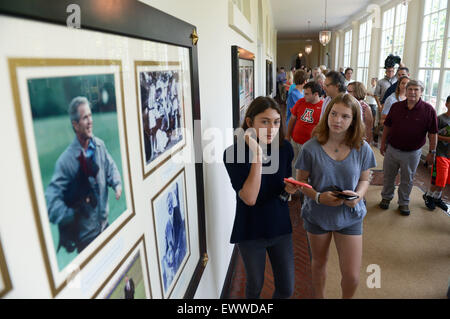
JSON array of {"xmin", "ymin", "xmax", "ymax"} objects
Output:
[{"xmin": 237, "ymin": 233, "xmax": 294, "ymax": 299}]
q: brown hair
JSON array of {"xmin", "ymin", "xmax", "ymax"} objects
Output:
[
  {"xmin": 304, "ymin": 81, "xmax": 322, "ymax": 95},
  {"xmin": 312, "ymin": 93, "xmax": 365, "ymax": 150},
  {"xmin": 395, "ymin": 76, "xmax": 409, "ymax": 100},
  {"xmin": 241, "ymin": 96, "xmax": 285, "ymax": 145},
  {"xmin": 347, "ymin": 81, "xmax": 367, "ymax": 101},
  {"xmin": 294, "ymin": 70, "xmax": 308, "ymax": 85}
]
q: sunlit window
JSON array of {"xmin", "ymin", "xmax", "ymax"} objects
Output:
[
  {"xmin": 343, "ymin": 30, "xmax": 352, "ymax": 69},
  {"xmin": 357, "ymin": 18, "xmax": 372, "ymax": 87},
  {"xmin": 378, "ymin": 2, "xmax": 408, "ymax": 79},
  {"xmin": 335, "ymin": 34, "xmax": 340, "ymax": 70},
  {"xmin": 418, "ymin": 0, "xmax": 448, "ymax": 113}
]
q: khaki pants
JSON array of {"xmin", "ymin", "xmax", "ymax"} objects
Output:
[
  {"xmin": 381, "ymin": 144, "xmax": 422, "ymax": 206},
  {"xmin": 290, "ymin": 140, "xmax": 303, "ymax": 178}
]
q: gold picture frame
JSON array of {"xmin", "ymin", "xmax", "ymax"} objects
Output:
[
  {"xmin": 135, "ymin": 60, "xmax": 188, "ymax": 180},
  {"xmin": 91, "ymin": 235, "xmax": 152, "ymax": 299},
  {"xmin": 151, "ymin": 167, "xmax": 191, "ymax": 299},
  {"xmin": 8, "ymin": 58, "xmax": 136, "ymax": 297},
  {"xmin": 0, "ymin": 238, "xmax": 13, "ymax": 298}
]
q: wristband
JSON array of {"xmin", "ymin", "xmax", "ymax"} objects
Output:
[{"xmin": 315, "ymin": 192, "xmax": 321, "ymax": 205}]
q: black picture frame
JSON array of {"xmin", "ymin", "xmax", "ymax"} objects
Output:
[
  {"xmin": 0, "ymin": 0, "xmax": 207, "ymax": 298},
  {"xmin": 266, "ymin": 59, "xmax": 273, "ymax": 96},
  {"xmin": 231, "ymin": 45, "xmax": 255, "ymax": 129}
]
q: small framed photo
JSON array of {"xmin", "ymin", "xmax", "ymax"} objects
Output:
[
  {"xmin": 92, "ymin": 236, "xmax": 152, "ymax": 299},
  {"xmin": 266, "ymin": 60, "xmax": 273, "ymax": 96},
  {"xmin": 232, "ymin": 46, "xmax": 255, "ymax": 129},
  {"xmin": 151, "ymin": 168, "xmax": 190, "ymax": 298},
  {"xmin": 135, "ymin": 61, "xmax": 187, "ymax": 179}
]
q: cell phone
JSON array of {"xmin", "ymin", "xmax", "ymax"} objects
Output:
[
  {"xmin": 329, "ymin": 185, "xmax": 359, "ymax": 200},
  {"xmin": 332, "ymin": 191, "xmax": 359, "ymax": 200},
  {"xmin": 283, "ymin": 178, "xmax": 313, "ymax": 189}
]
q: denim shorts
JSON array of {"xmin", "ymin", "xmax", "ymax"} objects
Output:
[{"xmin": 303, "ymin": 218, "xmax": 363, "ymax": 236}]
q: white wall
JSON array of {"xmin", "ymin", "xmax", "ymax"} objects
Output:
[{"xmin": 140, "ymin": 0, "xmax": 277, "ymax": 298}]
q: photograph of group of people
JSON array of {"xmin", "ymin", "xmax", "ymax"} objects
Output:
[
  {"xmin": 139, "ymin": 70, "xmax": 184, "ymax": 170},
  {"xmin": 238, "ymin": 62, "xmax": 254, "ymax": 126}
]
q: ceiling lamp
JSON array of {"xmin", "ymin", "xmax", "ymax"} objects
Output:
[
  {"xmin": 319, "ymin": 0, "xmax": 331, "ymax": 46},
  {"xmin": 305, "ymin": 44, "xmax": 312, "ymax": 55},
  {"xmin": 319, "ymin": 31, "xmax": 331, "ymax": 47},
  {"xmin": 298, "ymin": 52, "xmax": 303, "ymax": 58},
  {"xmin": 305, "ymin": 21, "xmax": 312, "ymax": 55}
]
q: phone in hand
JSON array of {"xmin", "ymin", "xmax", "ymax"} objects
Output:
[
  {"xmin": 333, "ymin": 192, "xmax": 359, "ymax": 200},
  {"xmin": 283, "ymin": 178, "xmax": 313, "ymax": 189},
  {"xmin": 330, "ymin": 185, "xmax": 359, "ymax": 200}
]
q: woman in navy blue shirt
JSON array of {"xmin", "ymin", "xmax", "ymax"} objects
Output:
[{"xmin": 223, "ymin": 96, "xmax": 297, "ymax": 299}]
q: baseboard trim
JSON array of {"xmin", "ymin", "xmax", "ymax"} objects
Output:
[{"xmin": 220, "ymin": 244, "xmax": 239, "ymax": 299}]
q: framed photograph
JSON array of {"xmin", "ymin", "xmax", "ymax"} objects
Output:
[
  {"xmin": 8, "ymin": 58, "xmax": 135, "ymax": 296},
  {"xmin": 231, "ymin": 46, "xmax": 255, "ymax": 129},
  {"xmin": 266, "ymin": 60, "xmax": 273, "ymax": 96},
  {"xmin": 0, "ymin": 239, "xmax": 13, "ymax": 298},
  {"xmin": 135, "ymin": 62, "xmax": 187, "ymax": 179},
  {"xmin": 151, "ymin": 168, "xmax": 190, "ymax": 299},
  {"xmin": 92, "ymin": 236, "xmax": 152, "ymax": 299},
  {"xmin": 0, "ymin": 0, "xmax": 207, "ymax": 298}
]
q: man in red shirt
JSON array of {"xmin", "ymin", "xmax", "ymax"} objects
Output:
[{"xmin": 286, "ymin": 81, "xmax": 324, "ymax": 177}]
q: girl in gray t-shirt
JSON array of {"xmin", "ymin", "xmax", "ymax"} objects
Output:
[{"xmin": 293, "ymin": 93, "xmax": 376, "ymax": 299}]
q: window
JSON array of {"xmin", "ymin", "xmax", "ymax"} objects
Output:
[
  {"xmin": 232, "ymin": 0, "xmax": 251, "ymax": 22},
  {"xmin": 343, "ymin": 30, "xmax": 352, "ymax": 69},
  {"xmin": 335, "ymin": 33, "xmax": 340, "ymax": 70},
  {"xmin": 379, "ymin": 2, "xmax": 408, "ymax": 79},
  {"xmin": 418, "ymin": 0, "xmax": 448, "ymax": 113},
  {"xmin": 357, "ymin": 18, "xmax": 372, "ymax": 86}
]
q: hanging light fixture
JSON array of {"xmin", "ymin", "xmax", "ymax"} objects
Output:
[
  {"xmin": 305, "ymin": 20, "xmax": 312, "ymax": 55},
  {"xmin": 319, "ymin": 0, "xmax": 331, "ymax": 46},
  {"xmin": 305, "ymin": 43, "xmax": 312, "ymax": 54},
  {"xmin": 298, "ymin": 52, "xmax": 303, "ymax": 58}
]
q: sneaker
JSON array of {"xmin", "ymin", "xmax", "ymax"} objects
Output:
[
  {"xmin": 423, "ymin": 194, "xmax": 436, "ymax": 210},
  {"xmin": 379, "ymin": 199, "xmax": 391, "ymax": 210},
  {"xmin": 398, "ymin": 205, "xmax": 410, "ymax": 216},
  {"xmin": 434, "ymin": 197, "xmax": 448, "ymax": 211}
]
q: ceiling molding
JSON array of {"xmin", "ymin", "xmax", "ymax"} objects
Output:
[{"xmin": 270, "ymin": 0, "xmax": 402, "ymax": 38}]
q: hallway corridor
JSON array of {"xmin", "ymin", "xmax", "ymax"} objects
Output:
[{"xmin": 225, "ymin": 145, "xmax": 450, "ymax": 299}]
